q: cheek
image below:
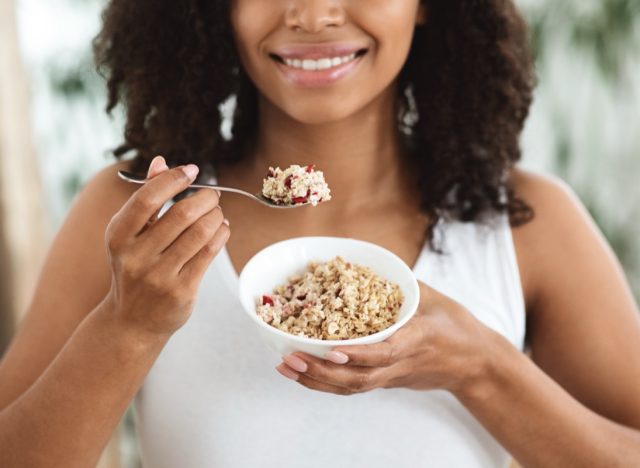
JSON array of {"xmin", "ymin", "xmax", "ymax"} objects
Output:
[
  {"xmin": 360, "ymin": 2, "xmax": 421, "ymax": 71},
  {"xmin": 230, "ymin": 2, "xmax": 277, "ymax": 73}
]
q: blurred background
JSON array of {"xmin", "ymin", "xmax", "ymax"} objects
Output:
[{"xmin": 1, "ymin": 0, "xmax": 638, "ymax": 466}]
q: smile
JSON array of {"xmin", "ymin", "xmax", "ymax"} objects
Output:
[
  {"xmin": 269, "ymin": 48, "xmax": 368, "ymax": 87},
  {"xmin": 277, "ymin": 52, "xmax": 361, "ymax": 71}
]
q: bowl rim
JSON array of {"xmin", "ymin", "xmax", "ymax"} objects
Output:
[{"xmin": 237, "ymin": 236, "xmax": 420, "ymax": 347}]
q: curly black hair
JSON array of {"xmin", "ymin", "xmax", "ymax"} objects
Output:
[{"xmin": 94, "ymin": 0, "xmax": 535, "ymax": 249}]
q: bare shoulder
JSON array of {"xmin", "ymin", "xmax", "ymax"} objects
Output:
[
  {"xmin": 508, "ymin": 168, "xmax": 640, "ymax": 427},
  {"xmin": 508, "ymin": 168, "xmax": 617, "ymax": 311},
  {"xmin": 75, "ymin": 159, "xmax": 138, "ymax": 216},
  {"xmin": 509, "ymin": 167, "xmax": 590, "ymax": 232},
  {"xmin": 36, "ymin": 158, "xmax": 139, "ymax": 312}
]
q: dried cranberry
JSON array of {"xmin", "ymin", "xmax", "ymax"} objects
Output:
[
  {"xmin": 292, "ymin": 196, "xmax": 308, "ymax": 204},
  {"xmin": 305, "ymin": 164, "xmax": 315, "ymax": 173},
  {"xmin": 284, "ymin": 175, "xmax": 293, "ymax": 188},
  {"xmin": 262, "ymin": 295, "xmax": 274, "ymax": 306},
  {"xmin": 266, "ymin": 169, "xmax": 275, "ymax": 178}
]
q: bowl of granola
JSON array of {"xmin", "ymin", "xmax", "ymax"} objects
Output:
[{"xmin": 237, "ymin": 237, "xmax": 420, "ymax": 358}]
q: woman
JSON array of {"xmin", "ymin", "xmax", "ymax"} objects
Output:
[{"xmin": 1, "ymin": 0, "xmax": 639, "ymax": 466}]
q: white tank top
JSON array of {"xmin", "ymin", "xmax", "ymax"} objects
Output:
[{"xmin": 134, "ymin": 214, "xmax": 525, "ymax": 468}]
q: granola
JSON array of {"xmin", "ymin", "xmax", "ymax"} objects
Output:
[
  {"xmin": 256, "ymin": 256, "xmax": 403, "ymax": 340},
  {"xmin": 262, "ymin": 164, "xmax": 331, "ymax": 206}
]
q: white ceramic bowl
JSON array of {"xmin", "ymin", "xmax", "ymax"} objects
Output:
[{"xmin": 238, "ymin": 236, "xmax": 420, "ymax": 358}]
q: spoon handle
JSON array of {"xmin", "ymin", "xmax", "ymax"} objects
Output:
[
  {"xmin": 117, "ymin": 170, "xmax": 307, "ymax": 209},
  {"xmin": 117, "ymin": 170, "xmax": 256, "ymax": 198}
]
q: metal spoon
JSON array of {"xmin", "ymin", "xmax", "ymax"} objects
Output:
[{"xmin": 117, "ymin": 170, "xmax": 310, "ymax": 209}]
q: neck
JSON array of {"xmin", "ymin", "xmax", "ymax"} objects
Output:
[{"xmin": 242, "ymin": 86, "xmax": 413, "ymax": 211}]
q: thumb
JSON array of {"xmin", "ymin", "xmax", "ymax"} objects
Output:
[
  {"xmin": 142, "ymin": 155, "xmax": 170, "ymax": 231},
  {"xmin": 147, "ymin": 155, "xmax": 169, "ymax": 179}
]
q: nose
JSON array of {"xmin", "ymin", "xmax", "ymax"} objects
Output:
[{"xmin": 285, "ymin": 0, "xmax": 345, "ymax": 33}]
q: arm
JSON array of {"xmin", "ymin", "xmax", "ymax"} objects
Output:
[
  {"xmin": 0, "ymin": 158, "xmax": 230, "ymax": 467},
  {"xmin": 1, "ymin": 299, "xmax": 169, "ymax": 467},
  {"xmin": 465, "ymin": 170, "xmax": 640, "ymax": 466},
  {"xmin": 276, "ymin": 170, "xmax": 640, "ymax": 467}
]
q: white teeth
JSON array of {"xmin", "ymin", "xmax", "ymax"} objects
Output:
[
  {"xmin": 302, "ymin": 59, "xmax": 317, "ymax": 71},
  {"xmin": 316, "ymin": 58, "xmax": 332, "ymax": 70},
  {"xmin": 283, "ymin": 53, "xmax": 360, "ymax": 71}
]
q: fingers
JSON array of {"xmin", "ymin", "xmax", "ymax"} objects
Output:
[
  {"xmin": 278, "ymin": 353, "xmax": 386, "ymax": 394},
  {"xmin": 113, "ymin": 163, "xmax": 200, "ymax": 239},
  {"xmin": 140, "ymin": 187, "xmax": 221, "ymax": 254},
  {"xmin": 179, "ymin": 220, "xmax": 230, "ymax": 282},
  {"xmin": 276, "ymin": 364, "xmax": 355, "ymax": 396},
  {"xmin": 160, "ymin": 205, "xmax": 224, "ymax": 271},
  {"xmin": 328, "ymin": 331, "xmax": 409, "ymax": 368}
]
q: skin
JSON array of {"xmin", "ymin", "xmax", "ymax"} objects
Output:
[{"xmin": 1, "ymin": 1, "xmax": 639, "ymax": 467}]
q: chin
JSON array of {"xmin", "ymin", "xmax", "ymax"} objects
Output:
[{"xmin": 279, "ymin": 99, "xmax": 361, "ymax": 125}]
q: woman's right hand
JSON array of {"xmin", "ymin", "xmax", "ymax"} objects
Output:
[{"xmin": 103, "ymin": 156, "xmax": 230, "ymax": 337}]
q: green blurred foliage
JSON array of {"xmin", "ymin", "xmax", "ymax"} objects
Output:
[
  {"xmin": 529, "ymin": 0, "xmax": 640, "ymax": 79},
  {"xmin": 523, "ymin": 0, "xmax": 640, "ymax": 299}
]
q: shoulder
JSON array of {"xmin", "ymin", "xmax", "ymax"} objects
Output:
[
  {"xmin": 508, "ymin": 168, "xmax": 615, "ymax": 312},
  {"xmin": 78, "ymin": 159, "xmax": 138, "ymax": 210},
  {"xmin": 508, "ymin": 168, "xmax": 587, "ymax": 219},
  {"xmin": 507, "ymin": 175, "xmax": 640, "ymax": 430},
  {"xmin": 26, "ymin": 158, "xmax": 141, "ymax": 308},
  {"xmin": 44, "ymin": 159, "xmax": 140, "ymax": 285},
  {"xmin": 64, "ymin": 159, "xmax": 144, "ymax": 231}
]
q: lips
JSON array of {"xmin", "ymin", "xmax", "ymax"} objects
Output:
[{"xmin": 269, "ymin": 43, "xmax": 369, "ymax": 88}]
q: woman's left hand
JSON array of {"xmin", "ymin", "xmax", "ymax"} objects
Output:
[{"xmin": 276, "ymin": 281, "xmax": 508, "ymax": 396}]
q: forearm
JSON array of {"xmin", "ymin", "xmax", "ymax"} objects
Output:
[
  {"xmin": 0, "ymin": 299, "xmax": 169, "ymax": 467},
  {"xmin": 455, "ymin": 338, "xmax": 640, "ymax": 467}
]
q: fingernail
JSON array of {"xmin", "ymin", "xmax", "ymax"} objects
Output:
[
  {"xmin": 182, "ymin": 164, "xmax": 199, "ymax": 179},
  {"xmin": 276, "ymin": 364, "xmax": 299, "ymax": 381},
  {"xmin": 283, "ymin": 355, "xmax": 308, "ymax": 373},
  {"xmin": 325, "ymin": 351, "xmax": 349, "ymax": 364},
  {"xmin": 147, "ymin": 156, "xmax": 162, "ymax": 176},
  {"xmin": 223, "ymin": 218, "xmax": 230, "ymax": 226}
]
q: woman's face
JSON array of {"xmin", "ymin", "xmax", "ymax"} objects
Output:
[{"xmin": 230, "ymin": 0, "xmax": 425, "ymax": 125}]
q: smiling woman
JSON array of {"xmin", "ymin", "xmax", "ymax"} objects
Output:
[
  {"xmin": 1, "ymin": 1, "xmax": 640, "ymax": 468},
  {"xmin": 93, "ymin": 0, "xmax": 534, "ymax": 247}
]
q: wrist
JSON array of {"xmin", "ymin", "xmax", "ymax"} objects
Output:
[
  {"xmin": 94, "ymin": 295, "xmax": 172, "ymax": 353},
  {"xmin": 453, "ymin": 330, "xmax": 524, "ymax": 404}
]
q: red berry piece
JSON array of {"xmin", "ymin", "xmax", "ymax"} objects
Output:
[
  {"xmin": 284, "ymin": 175, "xmax": 293, "ymax": 188},
  {"xmin": 292, "ymin": 196, "xmax": 308, "ymax": 204},
  {"xmin": 262, "ymin": 295, "xmax": 274, "ymax": 306},
  {"xmin": 305, "ymin": 164, "xmax": 315, "ymax": 173}
]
